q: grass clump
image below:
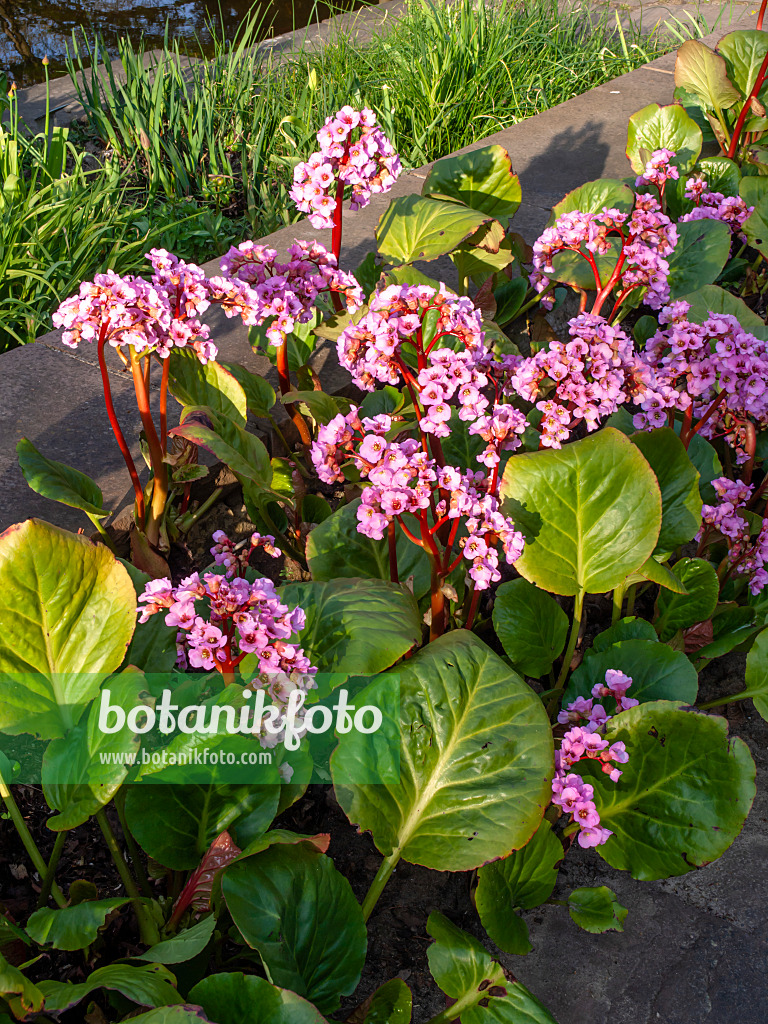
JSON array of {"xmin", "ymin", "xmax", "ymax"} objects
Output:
[{"xmin": 1, "ymin": 0, "xmax": 704, "ymax": 351}]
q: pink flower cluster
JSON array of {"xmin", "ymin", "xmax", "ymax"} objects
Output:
[
  {"xmin": 633, "ymin": 301, "xmax": 768, "ymax": 458},
  {"xmin": 530, "ymin": 192, "xmax": 677, "ymax": 310},
  {"xmin": 215, "ymin": 239, "xmax": 363, "ymax": 346},
  {"xmin": 53, "ymin": 250, "xmax": 217, "ymax": 362},
  {"xmin": 310, "ymin": 407, "xmax": 525, "ymax": 589},
  {"xmin": 682, "ymin": 176, "xmax": 753, "ymax": 241},
  {"xmin": 552, "ymin": 669, "xmax": 634, "ymax": 848},
  {"xmin": 337, "ymin": 283, "xmax": 487, "ymax": 392},
  {"xmin": 507, "ymin": 313, "xmax": 641, "ymax": 447},
  {"xmin": 210, "ymin": 529, "xmax": 280, "ymax": 575},
  {"xmin": 290, "ymin": 106, "xmax": 401, "ymax": 229},
  {"xmin": 635, "ymin": 148, "xmax": 679, "ymax": 192},
  {"xmin": 137, "ymin": 533, "xmax": 316, "ymax": 691},
  {"xmin": 698, "ymin": 477, "xmax": 768, "ymax": 594}
]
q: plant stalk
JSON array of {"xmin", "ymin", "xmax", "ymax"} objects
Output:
[
  {"xmin": 362, "ymin": 850, "xmax": 401, "ymax": 922},
  {"xmin": 37, "ymin": 831, "xmax": 66, "ymax": 909},
  {"xmin": 96, "ymin": 808, "xmax": 160, "ymax": 946},
  {"xmin": 0, "ymin": 772, "xmax": 66, "ymax": 908},
  {"xmin": 547, "ymin": 590, "xmax": 584, "ymax": 716}
]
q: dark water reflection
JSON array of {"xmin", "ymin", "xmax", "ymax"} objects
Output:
[{"xmin": 1, "ymin": 0, "xmax": 365, "ymax": 87}]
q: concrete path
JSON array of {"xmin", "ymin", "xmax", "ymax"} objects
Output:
[{"xmin": 2, "ymin": 7, "xmax": 767, "ymax": 1021}]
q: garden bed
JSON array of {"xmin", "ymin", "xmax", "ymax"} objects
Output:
[{"xmin": 3, "ymin": 7, "xmax": 768, "ymax": 1024}]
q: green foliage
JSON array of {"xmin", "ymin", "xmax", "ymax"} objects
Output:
[
  {"xmin": 492, "ymin": 579, "xmax": 569, "ymax": 678},
  {"xmin": 26, "ymin": 899, "xmax": 129, "ymax": 951},
  {"xmin": 223, "ymin": 845, "xmax": 367, "ymax": 1014},
  {"xmin": 568, "ymin": 886, "xmax": 628, "ymax": 933},
  {"xmin": 332, "ymin": 632, "xmax": 553, "ymax": 872}
]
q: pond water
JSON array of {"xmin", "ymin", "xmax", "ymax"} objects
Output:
[{"xmin": 1, "ymin": 0, "xmax": 365, "ymax": 87}]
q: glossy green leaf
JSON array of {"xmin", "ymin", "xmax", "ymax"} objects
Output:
[
  {"xmin": 356, "ymin": 978, "xmax": 412, "ymax": 1024},
  {"xmin": 563, "ymin": 639, "xmax": 698, "ymax": 708},
  {"xmin": 717, "ymin": 30, "xmax": 768, "ymax": 98},
  {"xmin": 43, "ymin": 670, "xmax": 154, "ymax": 830},
  {"xmin": 332, "ymin": 631, "xmax": 553, "ymax": 872},
  {"xmin": 711, "ymin": 625, "xmax": 768, "ymax": 720},
  {"xmin": 170, "ymin": 411, "xmax": 271, "ymax": 487},
  {"xmin": 219, "ymin": 362, "xmax": 276, "ymax": 418},
  {"xmin": 377, "ymin": 194, "xmax": 492, "ymax": 264},
  {"xmin": 0, "ymin": 520, "xmax": 136, "ymax": 738},
  {"xmin": 223, "ymin": 845, "xmax": 366, "ymax": 1014},
  {"xmin": 16, "ymin": 438, "xmax": 107, "ymax": 519},
  {"xmin": 307, "ymin": 499, "xmax": 431, "ymax": 600},
  {"xmin": 38, "ymin": 963, "xmax": 182, "ymax": 1013},
  {"xmin": 666, "ymin": 219, "xmax": 732, "ymax": 300},
  {"xmin": 655, "ymin": 557, "xmax": 719, "ymax": 640},
  {"xmin": 627, "ymin": 102, "xmax": 703, "ymax": 173},
  {"xmin": 492, "ymin": 579, "xmax": 568, "ymax": 678},
  {"xmin": 588, "ymin": 701, "xmax": 755, "ymax": 879},
  {"xmin": 494, "ymin": 276, "xmax": 528, "ymax": 327},
  {"xmin": 125, "ymin": 783, "xmax": 279, "ymax": 869},
  {"xmin": 475, "ymin": 820, "xmax": 562, "ymax": 955},
  {"xmin": 549, "ymin": 179, "xmax": 635, "ymax": 223},
  {"xmin": 125, "ymin": 1010, "xmax": 209, "ymax": 1024},
  {"xmin": 673, "ymin": 42, "xmax": 740, "ymax": 115},
  {"xmin": 568, "ymin": 886, "xmax": 627, "ymax": 934},
  {"xmin": 0, "ymin": 953, "xmax": 44, "ymax": 1016},
  {"xmin": 631, "ymin": 428, "xmax": 702, "ymax": 554},
  {"xmin": 422, "ymin": 145, "xmax": 522, "ymax": 221},
  {"xmin": 743, "ymin": 191, "xmax": 768, "ymax": 260},
  {"xmin": 136, "ymin": 915, "xmax": 216, "ymax": 964},
  {"xmin": 501, "ymin": 428, "xmax": 662, "ymax": 596},
  {"xmin": 740, "ymin": 175, "xmax": 768, "ymax": 205},
  {"xmin": 189, "ymin": 972, "xmax": 328, "ymax": 1024},
  {"xmin": 280, "ymin": 578, "xmax": 420, "ymax": 676},
  {"xmin": 169, "ymin": 352, "xmax": 247, "ymax": 426},
  {"xmin": 548, "ymin": 237, "xmax": 620, "ymax": 291},
  {"xmin": 680, "ymin": 285, "xmax": 765, "ymax": 328},
  {"xmin": 591, "ymin": 617, "xmax": 658, "ymax": 651},
  {"xmin": 685, "ymin": 432, "xmax": 722, "ymax": 502},
  {"xmin": 426, "ymin": 912, "xmax": 558, "ymax": 1024},
  {"xmin": 26, "ymin": 899, "xmax": 129, "ymax": 951},
  {"xmin": 282, "ymin": 389, "xmax": 343, "ymax": 426},
  {"xmin": 629, "ymin": 556, "xmax": 688, "ymax": 593}
]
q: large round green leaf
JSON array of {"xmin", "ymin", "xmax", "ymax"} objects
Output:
[
  {"xmin": 743, "ymin": 191, "xmax": 768, "ymax": 261},
  {"xmin": 0, "ymin": 520, "xmax": 137, "ymax": 738},
  {"xmin": 630, "ymin": 428, "xmax": 702, "ymax": 555},
  {"xmin": 673, "ymin": 43, "xmax": 740, "ymax": 117},
  {"xmin": 43, "ymin": 670, "xmax": 155, "ymax": 830},
  {"xmin": 492, "ymin": 579, "xmax": 568, "ymax": 679},
  {"xmin": 426, "ymin": 912, "xmax": 558, "ymax": 1024},
  {"xmin": 306, "ymin": 499, "xmax": 431, "ymax": 600},
  {"xmin": 168, "ymin": 352, "xmax": 247, "ymax": 426},
  {"xmin": 421, "ymin": 145, "xmax": 522, "ymax": 221},
  {"xmin": 38, "ymin": 964, "xmax": 182, "ymax": 1014},
  {"xmin": 16, "ymin": 439, "xmax": 107, "ymax": 519},
  {"xmin": 680, "ymin": 285, "xmax": 765, "ymax": 328},
  {"xmin": 587, "ymin": 701, "xmax": 755, "ymax": 879},
  {"xmin": 376, "ymin": 194, "xmax": 492, "ymax": 264},
  {"xmin": 666, "ymin": 219, "xmax": 732, "ymax": 300},
  {"xmin": 626, "ymin": 101, "xmax": 704, "ymax": 174},
  {"xmin": 223, "ymin": 845, "xmax": 366, "ymax": 1014},
  {"xmin": 475, "ymin": 820, "xmax": 562, "ymax": 955},
  {"xmin": 655, "ymin": 557, "xmax": 719, "ymax": 640},
  {"xmin": 567, "ymin": 886, "xmax": 627, "ymax": 934},
  {"xmin": 500, "ymin": 428, "xmax": 662, "ymax": 596},
  {"xmin": 189, "ymin": 972, "xmax": 327, "ymax": 1024},
  {"xmin": 717, "ymin": 30, "xmax": 768, "ymax": 98},
  {"xmin": 280, "ymin": 578, "xmax": 421, "ymax": 677},
  {"xmin": 549, "ymin": 179, "xmax": 635, "ymax": 224},
  {"xmin": 125, "ymin": 783, "xmax": 279, "ymax": 869},
  {"xmin": 355, "ymin": 979, "xmax": 412, "ymax": 1024},
  {"xmin": 26, "ymin": 899, "xmax": 129, "ymax": 951},
  {"xmin": 332, "ymin": 631, "xmax": 553, "ymax": 872},
  {"xmin": 562, "ymin": 638, "xmax": 698, "ymax": 708}
]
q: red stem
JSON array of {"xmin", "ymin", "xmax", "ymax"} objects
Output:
[
  {"xmin": 690, "ymin": 389, "xmax": 727, "ymax": 440},
  {"xmin": 276, "ymin": 339, "xmax": 312, "ymax": 447},
  {"xmin": 160, "ymin": 357, "xmax": 170, "ymax": 451},
  {"xmin": 759, "ymin": 0, "xmax": 767, "ymax": 30},
  {"xmin": 97, "ymin": 329, "xmax": 145, "ymax": 527},
  {"xmin": 130, "ymin": 349, "xmax": 168, "ymax": 547},
  {"xmin": 742, "ymin": 421, "xmax": 757, "ymax": 485},
  {"xmin": 465, "ymin": 586, "xmax": 482, "ymax": 632},
  {"xmin": 727, "ymin": 49, "xmax": 768, "ymax": 159},
  {"xmin": 396, "ymin": 515, "xmax": 424, "ymax": 548},
  {"xmin": 388, "ymin": 521, "xmax": 399, "ymax": 583}
]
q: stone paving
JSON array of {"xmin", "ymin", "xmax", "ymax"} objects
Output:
[{"xmin": 2, "ymin": 4, "xmax": 768, "ymax": 1021}]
